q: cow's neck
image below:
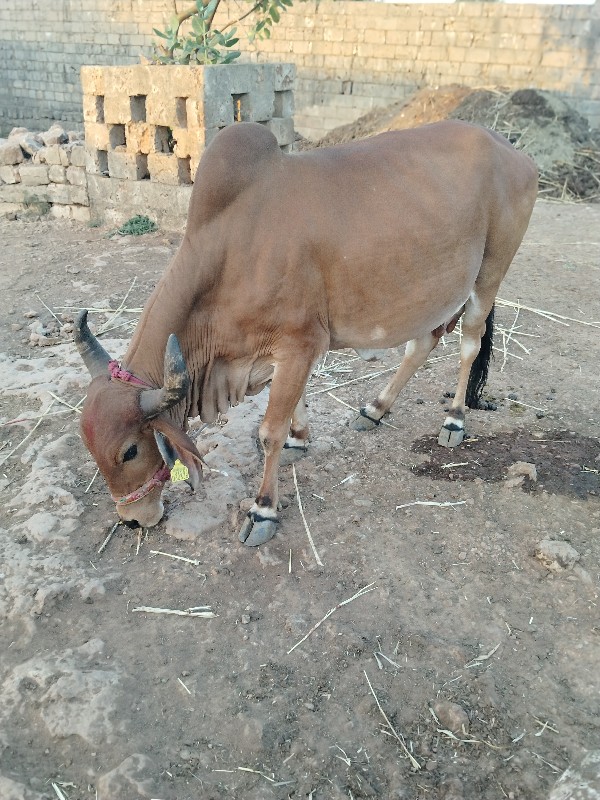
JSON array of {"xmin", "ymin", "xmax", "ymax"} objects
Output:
[{"xmin": 121, "ymin": 242, "xmax": 216, "ymax": 426}]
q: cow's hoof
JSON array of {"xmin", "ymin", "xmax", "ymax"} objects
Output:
[
  {"xmin": 238, "ymin": 514, "xmax": 278, "ymax": 547},
  {"xmin": 280, "ymin": 444, "xmax": 308, "ymax": 466},
  {"xmin": 350, "ymin": 408, "xmax": 380, "ymax": 432},
  {"xmin": 438, "ymin": 425, "xmax": 465, "ymax": 448}
]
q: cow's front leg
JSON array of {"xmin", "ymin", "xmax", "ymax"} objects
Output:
[{"xmin": 239, "ymin": 357, "xmax": 315, "ymax": 546}]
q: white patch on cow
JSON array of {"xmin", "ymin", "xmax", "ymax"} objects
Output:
[
  {"xmin": 364, "ymin": 403, "xmax": 381, "ymax": 420},
  {"xmin": 250, "ymin": 502, "xmax": 278, "ymax": 520},
  {"xmin": 285, "ymin": 436, "xmax": 307, "ymax": 449},
  {"xmin": 371, "ymin": 326, "xmax": 386, "ymax": 341},
  {"xmin": 405, "ymin": 339, "xmax": 418, "ymax": 358},
  {"xmin": 444, "ymin": 415, "xmax": 464, "ymax": 429},
  {"xmin": 461, "ymin": 338, "xmax": 479, "ymax": 361}
]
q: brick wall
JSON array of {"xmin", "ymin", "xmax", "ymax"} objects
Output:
[{"xmin": 1, "ymin": 0, "xmax": 599, "ymax": 140}]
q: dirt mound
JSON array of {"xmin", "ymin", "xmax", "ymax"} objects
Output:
[{"xmin": 309, "ymin": 86, "xmax": 600, "ymax": 202}]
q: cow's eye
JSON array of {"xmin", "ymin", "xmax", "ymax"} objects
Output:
[{"xmin": 123, "ymin": 444, "xmax": 138, "ymax": 463}]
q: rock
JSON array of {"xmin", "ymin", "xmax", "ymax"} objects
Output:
[
  {"xmin": 17, "ymin": 134, "xmax": 43, "ymax": 157},
  {"xmin": 432, "ymin": 701, "xmax": 470, "ymax": 736},
  {"xmin": 0, "ymin": 140, "xmax": 24, "ymax": 166},
  {"xmin": 8, "ymin": 127, "xmax": 29, "ymax": 138},
  {"xmin": 548, "ymin": 750, "xmax": 600, "ymax": 799},
  {"xmin": 40, "ymin": 125, "xmax": 68, "ymax": 146},
  {"xmin": 0, "ymin": 775, "xmax": 47, "ymax": 800},
  {"xmin": 96, "ymin": 755, "xmax": 157, "ymax": 800},
  {"xmin": 0, "ymin": 165, "xmax": 21, "ymax": 184},
  {"xmin": 535, "ymin": 539, "xmax": 580, "ymax": 572}
]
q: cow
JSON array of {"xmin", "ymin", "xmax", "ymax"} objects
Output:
[{"xmin": 75, "ymin": 120, "xmax": 538, "ymax": 546}]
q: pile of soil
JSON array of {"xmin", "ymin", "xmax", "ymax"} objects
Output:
[{"xmin": 309, "ymin": 86, "xmax": 600, "ymax": 202}]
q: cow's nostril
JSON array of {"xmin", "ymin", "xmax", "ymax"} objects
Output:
[{"xmin": 122, "ymin": 519, "xmax": 140, "ymax": 530}]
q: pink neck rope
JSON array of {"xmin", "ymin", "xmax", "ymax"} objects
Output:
[
  {"xmin": 107, "ymin": 362, "xmax": 170, "ymax": 506},
  {"xmin": 108, "ymin": 360, "xmax": 154, "ymax": 389},
  {"xmin": 112, "ymin": 464, "xmax": 172, "ymax": 505}
]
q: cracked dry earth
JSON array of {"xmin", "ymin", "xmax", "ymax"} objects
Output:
[{"xmin": 0, "ymin": 199, "xmax": 599, "ymax": 800}]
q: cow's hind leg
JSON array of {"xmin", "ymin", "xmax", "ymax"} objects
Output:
[
  {"xmin": 351, "ymin": 333, "xmax": 438, "ymax": 431},
  {"xmin": 239, "ymin": 356, "xmax": 315, "ymax": 546},
  {"xmin": 439, "ymin": 295, "xmax": 495, "ymax": 447},
  {"xmin": 280, "ymin": 390, "xmax": 309, "ymax": 466}
]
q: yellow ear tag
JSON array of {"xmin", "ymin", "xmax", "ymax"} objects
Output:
[{"xmin": 170, "ymin": 459, "xmax": 189, "ymax": 484}]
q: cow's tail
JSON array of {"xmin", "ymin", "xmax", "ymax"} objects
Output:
[{"xmin": 465, "ymin": 305, "xmax": 495, "ymax": 409}]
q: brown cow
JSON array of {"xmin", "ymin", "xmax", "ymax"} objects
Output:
[{"xmin": 75, "ymin": 120, "xmax": 537, "ymax": 546}]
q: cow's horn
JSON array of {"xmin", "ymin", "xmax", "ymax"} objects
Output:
[
  {"xmin": 139, "ymin": 334, "xmax": 189, "ymax": 419},
  {"xmin": 74, "ymin": 309, "xmax": 112, "ymax": 378}
]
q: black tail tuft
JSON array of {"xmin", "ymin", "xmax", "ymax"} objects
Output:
[{"xmin": 466, "ymin": 305, "xmax": 495, "ymax": 409}]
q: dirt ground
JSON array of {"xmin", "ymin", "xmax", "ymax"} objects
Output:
[{"xmin": 0, "ymin": 196, "xmax": 599, "ymax": 800}]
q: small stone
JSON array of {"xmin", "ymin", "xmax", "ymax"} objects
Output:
[
  {"xmin": 240, "ymin": 614, "xmax": 251, "ymax": 625},
  {"xmin": 0, "ymin": 140, "xmax": 24, "ymax": 166},
  {"xmin": 416, "ymin": 398, "xmax": 424, "ymax": 404},
  {"xmin": 536, "ymin": 411, "xmax": 545, "ymax": 419},
  {"xmin": 41, "ymin": 124, "xmax": 68, "ymax": 146},
  {"xmin": 23, "ymin": 310, "xmax": 38, "ymax": 318},
  {"xmin": 535, "ymin": 539, "xmax": 580, "ymax": 573},
  {"xmin": 239, "ymin": 498, "xmax": 254, "ymax": 513},
  {"xmin": 507, "ymin": 392, "xmax": 518, "ymax": 400},
  {"xmin": 506, "ymin": 462, "xmax": 537, "ymax": 482},
  {"xmin": 432, "ymin": 700, "xmax": 470, "ymax": 736}
]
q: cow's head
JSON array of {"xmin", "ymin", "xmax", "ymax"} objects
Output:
[{"xmin": 75, "ymin": 310, "xmax": 207, "ymax": 528}]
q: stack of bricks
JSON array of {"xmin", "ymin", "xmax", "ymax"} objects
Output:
[
  {"xmin": 0, "ymin": 125, "xmax": 89, "ymax": 221},
  {"xmin": 81, "ymin": 63, "xmax": 296, "ymax": 187}
]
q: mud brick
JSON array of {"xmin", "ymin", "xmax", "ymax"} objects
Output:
[
  {"xmin": 108, "ymin": 150, "xmax": 148, "ymax": 181},
  {"xmin": 171, "ymin": 127, "xmax": 199, "ymax": 159},
  {"xmin": 82, "ymin": 94, "xmax": 100, "ymax": 124},
  {"xmin": 145, "ymin": 92, "xmax": 178, "ymax": 128},
  {"xmin": 19, "ymin": 164, "xmax": 50, "ymax": 186},
  {"xmin": 104, "ymin": 93, "xmax": 132, "ymax": 125},
  {"xmin": 66, "ymin": 166, "xmax": 86, "ymax": 186},
  {"xmin": 80, "ymin": 66, "xmax": 106, "ymax": 96},
  {"xmin": 85, "ymin": 123, "xmax": 110, "ymax": 151},
  {"xmin": 148, "ymin": 152, "xmax": 181, "ymax": 186},
  {"xmin": 48, "ymin": 165, "xmax": 67, "ymax": 183},
  {"xmin": 181, "ymin": 98, "xmax": 206, "ymax": 131},
  {"xmin": 265, "ymin": 117, "xmax": 295, "ymax": 146},
  {"xmin": 125, "ymin": 122, "xmax": 154, "ymax": 155}
]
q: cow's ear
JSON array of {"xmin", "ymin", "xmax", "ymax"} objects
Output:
[{"xmin": 150, "ymin": 417, "xmax": 212, "ymax": 491}]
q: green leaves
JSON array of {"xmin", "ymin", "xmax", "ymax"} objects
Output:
[{"xmin": 153, "ymin": 0, "xmax": 297, "ymax": 64}]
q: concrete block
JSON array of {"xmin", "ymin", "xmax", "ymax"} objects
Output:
[
  {"xmin": 19, "ymin": 164, "xmax": 50, "ymax": 186},
  {"xmin": 0, "ymin": 165, "xmax": 20, "ymax": 184},
  {"xmin": 272, "ymin": 63, "xmax": 296, "ymax": 91},
  {"xmin": 66, "ymin": 165, "xmax": 87, "ymax": 186},
  {"xmin": 0, "ymin": 141, "xmax": 24, "ymax": 166},
  {"xmin": 107, "ymin": 150, "xmax": 149, "ymax": 181},
  {"xmin": 148, "ymin": 152, "xmax": 182, "ymax": 186},
  {"xmin": 265, "ymin": 117, "xmax": 295, "ymax": 146},
  {"xmin": 48, "ymin": 165, "xmax": 67, "ymax": 183}
]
